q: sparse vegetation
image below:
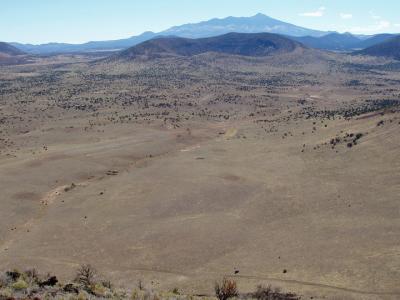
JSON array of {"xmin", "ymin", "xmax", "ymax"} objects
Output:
[{"xmin": 0, "ymin": 268, "xmax": 300, "ymax": 300}]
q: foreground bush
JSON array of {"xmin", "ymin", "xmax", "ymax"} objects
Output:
[
  {"xmin": 74, "ymin": 264, "xmax": 97, "ymax": 289},
  {"xmin": 214, "ymin": 278, "xmax": 238, "ymax": 300}
]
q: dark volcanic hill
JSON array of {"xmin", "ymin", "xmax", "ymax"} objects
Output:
[
  {"xmin": 116, "ymin": 32, "xmax": 305, "ymax": 60},
  {"xmin": 0, "ymin": 42, "xmax": 27, "ymax": 65},
  {"xmin": 356, "ymin": 36, "xmax": 400, "ymax": 60},
  {"xmin": 0, "ymin": 42, "xmax": 25, "ymax": 56}
]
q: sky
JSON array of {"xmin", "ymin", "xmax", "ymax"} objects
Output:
[{"xmin": 1, "ymin": 0, "xmax": 399, "ymax": 44}]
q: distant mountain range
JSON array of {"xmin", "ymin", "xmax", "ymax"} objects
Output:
[
  {"xmin": 10, "ymin": 14, "xmax": 328, "ymax": 54},
  {"xmin": 4, "ymin": 13, "xmax": 400, "ymax": 57},
  {"xmin": 2, "ymin": 30, "xmax": 400, "ymax": 64},
  {"xmin": 291, "ymin": 32, "xmax": 398, "ymax": 51},
  {"xmin": 356, "ymin": 36, "xmax": 400, "ymax": 60},
  {"xmin": 11, "ymin": 31, "xmax": 157, "ymax": 55},
  {"xmin": 291, "ymin": 32, "xmax": 361, "ymax": 51},
  {"xmin": 161, "ymin": 13, "xmax": 327, "ymax": 38},
  {"xmin": 116, "ymin": 32, "xmax": 304, "ymax": 60}
]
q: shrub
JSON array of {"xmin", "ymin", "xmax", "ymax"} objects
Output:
[
  {"xmin": 39, "ymin": 275, "xmax": 58, "ymax": 287},
  {"xmin": 253, "ymin": 285, "xmax": 273, "ymax": 300},
  {"xmin": 0, "ymin": 287, "xmax": 12, "ymax": 298},
  {"xmin": 252, "ymin": 284, "xmax": 300, "ymax": 300},
  {"xmin": 77, "ymin": 290, "xmax": 90, "ymax": 300},
  {"xmin": 131, "ymin": 289, "xmax": 140, "ymax": 300},
  {"xmin": 92, "ymin": 283, "xmax": 107, "ymax": 297},
  {"xmin": 214, "ymin": 278, "xmax": 238, "ymax": 300},
  {"xmin": 24, "ymin": 268, "xmax": 39, "ymax": 284},
  {"xmin": 12, "ymin": 279, "xmax": 28, "ymax": 290},
  {"xmin": 74, "ymin": 264, "xmax": 97, "ymax": 289},
  {"xmin": 102, "ymin": 280, "xmax": 113, "ymax": 289},
  {"xmin": 63, "ymin": 283, "xmax": 80, "ymax": 294},
  {"xmin": 137, "ymin": 279, "xmax": 144, "ymax": 290},
  {"xmin": 6, "ymin": 270, "xmax": 21, "ymax": 282},
  {"xmin": 0, "ymin": 274, "xmax": 7, "ymax": 288}
]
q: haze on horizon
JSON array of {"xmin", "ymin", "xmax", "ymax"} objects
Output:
[{"xmin": 1, "ymin": 0, "xmax": 400, "ymax": 44}]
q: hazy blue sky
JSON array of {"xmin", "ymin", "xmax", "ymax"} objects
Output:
[{"xmin": 1, "ymin": 0, "xmax": 399, "ymax": 44}]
